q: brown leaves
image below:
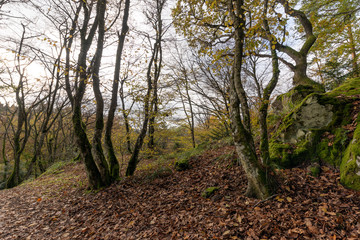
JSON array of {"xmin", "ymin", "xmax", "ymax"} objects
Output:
[{"xmin": 0, "ymin": 147, "xmax": 360, "ymax": 239}]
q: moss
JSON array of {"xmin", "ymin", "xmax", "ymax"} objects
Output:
[
  {"xmin": 270, "ymin": 138, "xmax": 313, "ymax": 168},
  {"xmin": 272, "ymin": 85, "xmax": 322, "ymax": 115},
  {"xmin": 144, "ymin": 166, "xmax": 173, "ymax": 181},
  {"xmin": 315, "ymin": 128, "xmax": 349, "ymax": 167},
  {"xmin": 174, "ymin": 158, "xmax": 190, "ymax": 171},
  {"xmin": 201, "ymin": 186, "xmax": 219, "ymax": 198},
  {"xmin": 326, "ymin": 77, "xmax": 360, "ymax": 98},
  {"xmin": 340, "ymin": 123, "xmax": 360, "ymax": 190},
  {"xmin": 309, "ymin": 164, "xmax": 321, "ymax": 177}
]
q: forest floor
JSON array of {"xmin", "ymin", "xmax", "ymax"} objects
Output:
[{"xmin": 0, "ymin": 144, "xmax": 359, "ymax": 240}]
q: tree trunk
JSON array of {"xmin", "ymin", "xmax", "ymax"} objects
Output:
[
  {"xmin": 65, "ymin": 0, "xmax": 107, "ymax": 189},
  {"xmin": 104, "ymin": 0, "xmax": 130, "ymax": 180},
  {"xmin": 347, "ymin": 23, "xmax": 359, "ymax": 78},
  {"xmin": 271, "ymin": 0, "xmax": 322, "ymax": 89},
  {"xmin": 125, "ymin": 67, "xmax": 153, "ymax": 176},
  {"xmin": 120, "ymin": 81, "xmax": 133, "ymax": 154},
  {"xmin": 6, "ymin": 26, "xmax": 29, "ymax": 188},
  {"xmin": 259, "ymin": 0, "xmax": 280, "ymax": 165},
  {"xmin": 230, "ymin": 80, "xmax": 275, "ymax": 199},
  {"xmin": 91, "ymin": 0, "xmax": 112, "ymax": 186},
  {"xmin": 73, "ymin": 107, "xmax": 105, "ymax": 189},
  {"xmin": 228, "ymin": 0, "xmax": 276, "ymax": 199}
]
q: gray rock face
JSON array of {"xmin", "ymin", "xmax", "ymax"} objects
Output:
[
  {"xmin": 299, "ymin": 95, "xmax": 333, "ymax": 129},
  {"xmin": 280, "ymin": 95, "xmax": 334, "ymax": 144}
]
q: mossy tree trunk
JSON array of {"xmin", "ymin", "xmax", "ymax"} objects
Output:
[
  {"xmin": 259, "ymin": 0, "xmax": 281, "ymax": 165},
  {"xmin": 228, "ymin": 0, "xmax": 276, "ymax": 199},
  {"xmin": 90, "ymin": 0, "xmax": 112, "ymax": 186},
  {"xmin": 63, "ymin": 1, "xmax": 107, "ymax": 189},
  {"xmin": 104, "ymin": 0, "xmax": 130, "ymax": 180},
  {"xmin": 1, "ymin": 111, "xmax": 14, "ymax": 183}
]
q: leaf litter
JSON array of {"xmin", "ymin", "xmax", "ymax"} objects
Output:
[{"xmin": 0, "ymin": 146, "xmax": 359, "ymax": 239}]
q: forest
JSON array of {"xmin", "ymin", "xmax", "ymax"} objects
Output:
[{"xmin": 0, "ymin": 0, "xmax": 359, "ymax": 239}]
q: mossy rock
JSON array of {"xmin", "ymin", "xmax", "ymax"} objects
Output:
[
  {"xmin": 272, "ymin": 85, "xmax": 323, "ymax": 115},
  {"xmin": 270, "ymin": 80, "xmax": 359, "ymax": 168},
  {"xmin": 316, "ymin": 128, "xmax": 349, "ymax": 167},
  {"xmin": 174, "ymin": 158, "xmax": 190, "ymax": 171},
  {"xmin": 201, "ymin": 187, "xmax": 219, "ymax": 198},
  {"xmin": 145, "ymin": 167, "xmax": 173, "ymax": 181},
  {"xmin": 270, "ymin": 93, "xmax": 338, "ymax": 167},
  {"xmin": 326, "ymin": 77, "xmax": 360, "ymax": 98},
  {"xmin": 270, "ymin": 139, "xmax": 313, "ymax": 168},
  {"xmin": 340, "ymin": 123, "xmax": 360, "ymax": 190},
  {"xmin": 308, "ymin": 163, "xmax": 321, "ymax": 177}
]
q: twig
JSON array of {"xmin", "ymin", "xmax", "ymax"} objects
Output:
[{"xmin": 253, "ymin": 194, "xmax": 279, "ymax": 208}]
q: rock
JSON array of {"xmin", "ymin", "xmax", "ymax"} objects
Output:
[
  {"xmin": 340, "ymin": 126, "xmax": 360, "ymax": 190},
  {"xmin": 308, "ymin": 162, "xmax": 321, "ymax": 177},
  {"xmin": 174, "ymin": 158, "xmax": 190, "ymax": 171},
  {"xmin": 270, "ymin": 93, "xmax": 338, "ymax": 168},
  {"xmin": 270, "ymin": 78, "xmax": 360, "ymax": 191},
  {"xmin": 201, "ymin": 187, "xmax": 219, "ymax": 198},
  {"xmin": 272, "ymin": 85, "xmax": 323, "ymax": 115}
]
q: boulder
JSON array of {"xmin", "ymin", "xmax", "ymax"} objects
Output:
[{"xmin": 270, "ymin": 78, "xmax": 360, "ymax": 190}]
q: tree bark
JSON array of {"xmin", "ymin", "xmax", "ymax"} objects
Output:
[
  {"xmin": 228, "ymin": 0, "xmax": 276, "ymax": 199},
  {"xmin": 259, "ymin": 0, "xmax": 281, "ymax": 165},
  {"xmin": 65, "ymin": 0, "xmax": 106, "ymax": 189},
  {"xmin": 105, "ymin": 0, "xmax": 130, "ymax": 180},
  {"xmin": 265, "ymin": 0, "xmax": 321, "ymax": 88},
  {"xmin": 90, "ymin": 0, "xmax": 112, "ymax": 186}
]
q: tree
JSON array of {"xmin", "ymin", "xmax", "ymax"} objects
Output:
[
  {"xmin": 62, "ymin": 0, "xmax": 108, "ymax": 189},
  {"xmin": 228, "ymin": 0, "xmax": 277, "ymax": 199},
  {"xmin": 104, "ymin": 0, "xmax": 130, "ymax": 180},
  {"xmin": 301, "ymin": 0, "xmax": 360, "ymax": 88},
  {"xmin": 125, "ymin": 0, "xmax": 168, "ymax": 176},
  {"xmin": 25, "ymin": 42, "xmax": 68, "ymax": 178},
  {"xmin": 3, "ymin": 25, "xmax": 39, "ymax": 188},
  {"xmin": 173, "ymin": 0, "xmax": 277, "ymax": 199},
  {"xmin": 169, "ymin": 45, "xmax": 197, "ymax": 148}
]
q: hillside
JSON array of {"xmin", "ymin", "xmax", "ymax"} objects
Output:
[{"xmin": 0, "ymin": 144, "xmax": 359, "ymax": 239}]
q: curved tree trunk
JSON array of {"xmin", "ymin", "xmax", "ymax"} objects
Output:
[
  {"xmin": 90, "ymin": 0, "xmax": 112, "ymax": 186},
  {"xmin": 228, "ymin": 0, "xmax": 276, "ymax": 199},
  {"xmin": 64, "ymin": 1, "xmax": 107, "ymax": 189},
  {"xmin": 104, "ymin": 0, "xmax": 130, "ymax": 180}
]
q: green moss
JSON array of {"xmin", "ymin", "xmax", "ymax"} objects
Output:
[
  {"xmin": 41, "ymin": 161, "xmax": 73, "ymax": 176},
  {"xmin": 269, "ymin": 142, "xmax": 292, "ymax": 168},
  {"xmin": 272, "ymin": 85, "xmax": 322, "ymax": 115},
  {"xmin": 174, "ymin": 158, "xmax": 190, "ymax": 171},
  {"xmin": 326, "ymin": 77, "xmax": 360, "ymax": 98},
  {"xmin": 309, "ymin": 165, "xmax": 321, "ymax": 177},
  {"xmin": 201, "ymin": 186, "xmax": 219, "ymax": 198},
  {"xmin": 340, "ymin": 123, "xmax": 360, "ymax": 190},
  {"xmin": 316, "ymin": 128, "xmax": 349, "ymax": 167},
  {"xmin": 270, "ymin": 139, "xmax": 313, "ymax": 168},
  {"xmin": 144, "ymin": 166, "xmax": 173, "ymax": 181}
]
